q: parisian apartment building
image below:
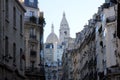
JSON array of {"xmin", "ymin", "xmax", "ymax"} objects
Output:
[
  {"xmin": 0, "ymin": 0, "xmax": 26, "ymax": 80},
  {"xmin": 2, "ymin": 0, "xmax": 120, "ymax": 80},
  {"xmin": 62, "ymin": 0, "xmax": 120, "ymax": 80},
  {"xmin": 0, "ymin": 0, "xmax": 45, "ymax": 80},
  {"xmin": 20, "ymin": 0, "xmax": 45, "ymax": 80}
]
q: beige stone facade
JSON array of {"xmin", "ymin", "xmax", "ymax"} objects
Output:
[
  {"xmin": 0, "ymin": 0, "xmax": 26, "ymax": 80},
  {"xmin": 24, "ymin": 6, "xmax": 45, "ymax": 80},
  {"xmin": 62, "ymin": 1, "xmax": 120, "ymax": 80},
  {"xmin": 20, "ymin": 0, "xmax": 46, "ymax": 79},
  {"xmin": 24, "ymin": 21, "xmax": 41, "ymax": 69},
  {"xmin": 62, "ymin": 38, "xmax": 75, "ymax": 80},
  {"xmin": 96, "ymin": 3, "xmax": 120, "ymax": 80},
  {"xmin": 24, "ymin": 16, "xmax": 45, "ymax": 79}
]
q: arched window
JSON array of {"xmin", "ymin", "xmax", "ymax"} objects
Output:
[{"xmin": 64, "ymin": 31, "xmax": 67, "ymax": 35}]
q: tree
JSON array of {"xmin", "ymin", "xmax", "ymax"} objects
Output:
[{"xmin": 39, "ymin": 16, "xmax": 46, "ymax": 27}]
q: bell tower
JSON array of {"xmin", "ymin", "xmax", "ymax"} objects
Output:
[{"xmin": 59, "ymin": 12, "xmax": 70, "ymax": 44}]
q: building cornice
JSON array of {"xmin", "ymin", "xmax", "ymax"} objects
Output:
[{"xmin": 16, "ymin": 0, "xmax": 26, "ymax": 12}]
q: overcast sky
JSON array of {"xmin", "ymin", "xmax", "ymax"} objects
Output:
[{"xmin": 39, "ymin": 0, "xmax": 105, "ymax": 42}]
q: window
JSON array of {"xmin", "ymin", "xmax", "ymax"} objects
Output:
[
  {"xmin": 29, "ymin": 27, "xmax": 36, "ymax": 39},
  {"xmin": 30, "ymin": 27, "xmax": 35, "ymax": 35},
  {"xmin": 13, "ymin": 7, "xmax": 16, "ymax": 26},
  {"xmin": 29, "ymin": 0, "xmax": 34, "ymax": 7},
  {"xmin": 29, "ymin": 0, "xmax": 34, "ymax": 3},
  {"xmin": 29, "ymin": 11, "xmax": 34, "ymax": 16},
  {"xmin": 5, "ymin": 0, "xmax": 9, "ymax": 18},
  {"xmin": 30, "ymin": 45, "xmax": 36, "ymax": 51},
  {"xmin": 20, "ymin": 48, "xmax": 23, "ymax": 70},
  {"xmin": 30, "ymin": 61, "xmax": 35, "ymax": 69},
  {"xmin": 20, "ymin": 15, "xmax": 22, "ymax": 33},
  {"xmin": 98, "ymin": 26, "xmax": 102, "ymax": 34},
  {"xmin": 45, "ymin": 44, "xmax": 54, "ymax": 48},
  {"xmin": 117, "ymin": 3, "xmax": 120, "ymax": 39},
  {"xmin": 103, "ymin": 29, "xmax": 106, "ymax": 37},
  {"xmin": 13, "ymin": 43, "xmax": 16, "ymax": 64},
  {"xmin": 64, "ymin": 31, "xmax": 67, "ymax": 35},
  {"xmin": 5, "ymin": 36, "xmax": 8, "ymax": 56},
  {"xmin": 102, "ymin": 14, "xmax": 106, "ymax": 24}
]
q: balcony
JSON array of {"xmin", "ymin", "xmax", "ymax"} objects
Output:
[
  {"xmin": 30, "ymin": 35, "xmax": 37, "ymax": 40},
  {"xmin": 29, "ymin": 35, "xmax": 38, "ymax": 43},
  {"xmin": 24, "ymin": 16, "xmax": 46, "ymax": 27},
  {"xmin": 25, "ymin": 63, "xmax": 45, "ymax": 79},
  {"xmin": 30, "ymin": 50, "xmax": 37, "ymax": 57},
  {"xmin": 30, "ymin": 50, "xmax": 37, "ymax": 62},
  {"xmin": 24, "ymin": 16, "xmax": 37, "ymax": 24},
  {"xmin": 29, "ymin": 16, "xmax": 37, "ymax": 23},
  {"xmin": 25, "ymin": 67, "xmax": 41, "ymax": 76}
]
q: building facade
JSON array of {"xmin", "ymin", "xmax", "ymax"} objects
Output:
[
  {"xmin": 62, "ymin": 1, "xmax": 120, "ymax": 80},
  {"xmin": 96, "ymin": 1, "xmax": 120, "ymax": 80},
  {"xmin": 23, "ymin": 0, "xmax": 45, "ymax": 79},
  {"xmin": 59, "ymin": 12, "xmax": 70, "ymax": 45},
  {"xmin": 62, "ymin": 38, "xmax": 75, "ymax": 80},
  {"xmin": 44, "ymin": 12, "xmax": 72, "ymax": 80},
  {"xmin": 0, "ymin": 0, "xmax": 26, "ymax": 80},
  {"xmin": 44, "ymin": 24, "xmax": 59, "ymax": 63},
  {"xmin": 44, "ymin": 24, "xmax": 59, "ymax": 80}
]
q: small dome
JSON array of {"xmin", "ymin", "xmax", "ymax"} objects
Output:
[
  {"xmin": 46, "ymin": 33, "xmax": 58, "ymax": 43},
  {"xmin": 46, "ymin": 24, "xmax": 59, "ymax": 43}
]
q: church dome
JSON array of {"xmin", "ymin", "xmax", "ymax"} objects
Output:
[
  {"xmin": 46, "ymin": 24, "xmax": 59, "ymax": 43},
  {"xmin": 60, "ymin": 12, "xmax": 69, "ymax": 29}
]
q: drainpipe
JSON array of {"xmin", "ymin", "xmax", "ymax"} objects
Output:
[{"xmin": 0, "ymin": 0, "xmax": 1, "ymax": 59}]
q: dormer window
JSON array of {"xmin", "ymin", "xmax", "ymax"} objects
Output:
[
  {"xmin": 29, "ymin": 0, "xmax": 34, "ymax": 6},
  {"xmin": 29, "ymin": 11, "xmax": 34, "ymax": 16},
  {"xmin": 29, "ymin": 0, "xmax": 34, "ymax": 3}
]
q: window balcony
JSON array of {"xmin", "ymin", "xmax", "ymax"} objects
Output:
[
  {"xmin": 30, "ymin": 50, "xmax": 37, "ymax": 61},
  {"xmin": 29, "ymin": 35, "xmax": 37, "ymax": 40},
  {"xmin": 24, "ymin": 16, "xmax": 37, "ymax": 24},
  {"xmin": 29, "ymin": 35, "xmax": 38, "ymax": 43},
  {"xmin": 29, "ymin": 16, "xmax": 37, "ymax": 23},
  {"xmin": 25, "ymin": 67, "xmax": 41, "ymax": 75},
  {"xmin": 24, "ymin": 16, "xmax": 46, "ymax": 27},
  {"xmin": 30, "ymin": 50, "xmax": 37, "ymax": 57}
]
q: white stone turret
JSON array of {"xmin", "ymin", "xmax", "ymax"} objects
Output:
[{"xmin": 59, "ymin": 12, "xmax": 70, "ymax": 44}]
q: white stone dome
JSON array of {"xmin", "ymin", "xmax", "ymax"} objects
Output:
[
  {"xmin": 46, "ymin": 24, "xmax": 59, "ymax": 43},
  {"xmin": 46, "ymin": 33, "xmax": 58, "ymax": 43}
]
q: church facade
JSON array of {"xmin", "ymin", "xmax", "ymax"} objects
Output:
[
  {"xmin": 44, "ymin": 12, "xmax": 70, "ymax": 63},
  {"xmin": 44, "ymin": 12, "xmax": 71, "ymax": 80}
]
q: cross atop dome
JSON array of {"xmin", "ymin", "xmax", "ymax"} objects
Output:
[
  {"xmin": 46, "ymin": 23, "xmax": 58, "ymax": 43},
  {"xmin": 51, "ymin": 24, "xmax": 54, "ymax": 33},
  {"xmin": 63, "ymin": 12, "xmax": 65, "ymax": 17}
]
